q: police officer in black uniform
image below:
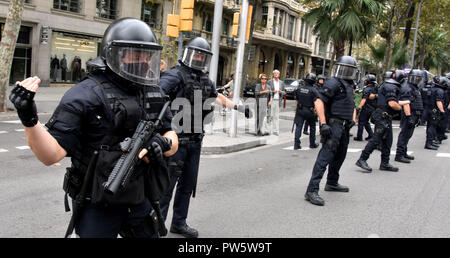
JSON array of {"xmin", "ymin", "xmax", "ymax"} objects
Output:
[
  {"xmin": 446, "ymin": 73, "xmax": 450, "ymax": 131},
  {"xmin": 158, "ymin": 37, "xmax": 251, "ymax": 238},
  {"xmin": 8, "ymin": 18, "xmax": 179, "ymax": 238},
  {"xmin": 420, "ymin": 80, "xmax": 434, "ymax": 127},
  {"xmin": 356, "ymin": 70, "xmax": 406, "ymax": 173},
  {"xmin": 432, "ymin": 76, "xmax": 449, "ymax": 144},
  {"xmin": 354, "ymin": 74, "xmax": 377, "ymax": 141},
  {"xmin": 294, "ymin": 73, "xmax": 319, "ymax": 149},
  {"xmin": 303, "ymin": 75, "xmax": 326, "ymax": 135},
  {"xmin": 394, "ymin": 69, "xmax": 424, "ymax": 163},
  {"xmin": 304, "ymin": 56, "xmax": 358, "ymax": 206}
]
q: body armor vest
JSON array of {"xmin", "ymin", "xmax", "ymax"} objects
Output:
[
  {"xmin": 421, "ymin": 86, "xmax": 433, "ymax": 109},
  {"xmin": 364, "ymin": 86, "xmax": 377, "ymax": 109},
  {"xmin": 297, "ymin": 84, "xmax": 315, "ymax": 108},
  {"xmin": 377, "ymin": 82, "xmax": 399, "ymax": 115},
  {"xmin": 329, "ymin": 79, "xmax": 355, "ymax": 121},
  {"xmin": 409, "ymin": 84, "xmax": 424, "ymax": 112}
]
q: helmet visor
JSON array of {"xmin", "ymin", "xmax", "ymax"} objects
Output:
[
  {"xmin": 408, "ymin": 74, "xmax": 423, "ymax": 85},
  {"xmin": 181, "ymin": 48, "xmax": 212, "ymax": 72},
  {"xmin": 106, "ymin": 45, "xmax": 161, "ymax": 86},
  {"xmin": 333, "ymin": 65, "xmax": 358, "ymax": 80}
]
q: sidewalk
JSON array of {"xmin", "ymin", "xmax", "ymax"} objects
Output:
[{"xmin": 3, "ymin": 86, "xmax": 297, "ymax": 154}]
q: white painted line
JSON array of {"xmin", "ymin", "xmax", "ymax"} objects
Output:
[
  {"xmin": 283, "ymin": 146, "xmax": 293, "ymax": 150},
  {"xmin": 0, "ymin": 131, "xmax": 7, "ymax": 134},
  {"xmin": 436, "ymin": 153, "xmax": 450, "ymax": 158},
  {"xmin": 16, "ymin": 146, "xmax": 30, "ymax": 150},
  {"xmin": 390, "ymin": 151, "xmax": 413, "ymax": 155},
  {"xmin": 283, "ymin": 146, "xmax": 311, "ymax": 151},
  {"xmin": 0, "ymin": 148, "xmax": 9, "ymax": 153},
  {"xmin": 14, "ymin": 129, "xmax": 25, "ymax": 132},
  {"xmin": 347, "ymin": 148, "xmax": 362, "ymax": 153},
  {"xmin": 1, "ymin": 120, "xmax": 21, "ymax": 124}
]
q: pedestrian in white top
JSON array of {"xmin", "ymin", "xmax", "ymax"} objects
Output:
[{"xmin": 267, "ymin": 69, "xmax": 285, "ymax": 135}]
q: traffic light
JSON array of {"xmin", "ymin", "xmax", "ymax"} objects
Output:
[
  {"xmin": 232, "ymin": 12, "xmax": 240, "ymax": 38},
  {"xmin": 166, "ymin": 14, "xmax": 180, "ymax": 38},
  {"xmin": 180, "ymin": 0, "xmax": 194, "ymax": 32},
  {"xmin": 246, "ymin": 5, "xmax": 253, "ymax": 41}
]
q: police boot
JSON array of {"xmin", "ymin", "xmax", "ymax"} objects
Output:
[
  {"xmin": 303, "ymin": 130, "xmax": 309, "ymax": 135},
  {"xmin": 353, "ymin": 137, "xmax": 363, "ymax": 141},
  {"xmin": 379, "ymin": 163, "xmax": 399, "ymax": 172},
  {"xmin": 356, "ymin": 158, "xmax": 372, "ymax": 173},
  {"xmin": 324, "ymin": 183, "xmax": 349, "ymax": 192},
  {"xmin": 294, "ymin": 142, "xmax": 301, "ymax": 150},
  {"xmin": 395, "ymin": 156, "xmax": 411, "ymax": 163},
  {"xmin": 309, "ymin": 143, "xmax": 319, "ymax": 149},
  {"xmin": 304, "ymin": 192, "xmax": 324, "ymax": 206},
  {"xmin": 425, "ymin": 144, "xmax": 438, "ymax": 150},
  {"xmin": 170, "ymin": 224, "xmax": 199, "ymax": 238},
  {"xmin": 404, "ymin": 154, "xmax": 414, "ymax": 160},
  {"xmin": 365, "ymin": 136, "xmax": 373, "ymax": 141}
]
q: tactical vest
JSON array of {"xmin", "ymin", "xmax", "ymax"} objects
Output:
[
  {"xmin": 409, "ymin": 85, "xmax": 424, "ymax": 112},
  {"xmin": 421, "ymin": 86, "xmax": 433, "ymax": 108},
  {"xmin": 364, "ymin": 86, "xmax": 377, "ymax": 109},
  {"xmin": 329, "ymin": 79, "xmax": 355, "ymax": 121},
  {"xmin": 174, "ymin": 65, "xmax": 214, "ymax": 130},
  {"xmin": 297, "ymin": 84, "xmax": 315, "ymax": 108},
  {"xmin": 63, "ymin": 71, "xmax": 166, "ymax": 207}
]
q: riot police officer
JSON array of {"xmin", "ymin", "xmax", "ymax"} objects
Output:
[
  {"xmin": 304, "ymin": 56, "xmax": 358, "ymax": 206},
  {"xmin": 354, "ymin": 74, "xmax": 377, "ymax": 141},
  {"xmin": 8, "ymin": 18, "xmax": 179, "ymax": 238},
  {"xmin": 432, "ymin": 76, "xmax": 449, "ymax": 144},
  {"xmin": 294, "ymin": 73, "xmax": 319, "ymax": 149},
  {"xmin": 356, "ymin": 70, "xmax": 406, "ymax": 173},
  {"xmin": 420, "ymin": 80, "xmax": 434, "ymax": 127},
  {"xmin": 158, "ymin": 37, "xmax": 251, "ymax": 238},
  {"xmin": 394, "ymin": 69, "xmax": 424, "ymax": 163},
  {"xmin": 303, "ymin": 75, "xmax": 326, "ymax": 136}
]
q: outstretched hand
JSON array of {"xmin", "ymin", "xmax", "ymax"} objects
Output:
[{"xmin": 9, "ymin": 76, "xmax": 41, "ymax": 127}]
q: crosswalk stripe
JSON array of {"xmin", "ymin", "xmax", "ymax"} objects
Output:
[
  {"xmin": 16, "ymin": 146, "xmax": 30, "ymax": 150},
  {"xmin": 436, "ymin": 153, "xmax": 450, "ymax": 158},
  {"xmin": 14, "ymin": 129, "xmax": 25, "ymax": 132},
  {"xmin": 390, "ymin": 151, "xmax": 413, "ymax": 155},
  {"xmin": 283, "ymin": 146, "xmax": 311, "ymax": 151},
  {"xmin": 0, "ymin": 148, "xmax": 8, "ymax": 152},
  {"xmin": 1, "ymin": 120, "xmax": 21, "ymax": 124},
  {"xmin": 347, "ymin": 148, "xmax": 362, "ymax": 153},
  {"xmin": 0, "ymin": 131, "xmax": 7, "ymax": 134}
]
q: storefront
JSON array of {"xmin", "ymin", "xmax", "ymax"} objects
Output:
[
  {"xmin": 50, "ymin": 31, "xmax": 102, "ymax": 83},
  {"xmin": 0, "ymin": 24, "xmax": 32, "ymax": 85}
]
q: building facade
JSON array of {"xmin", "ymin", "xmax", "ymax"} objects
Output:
[{"xmin": 0, "ymin": 0, "xmax": 333, "ymax": 87}]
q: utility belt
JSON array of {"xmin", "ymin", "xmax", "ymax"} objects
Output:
[
  {"xmin": 297, "ymin": 104, "xmax": 314, "ymax": 112},
  {"xmin": 328, "ymin": 117, "xmax": 352, "ymax": 128},
  {"xmin": 411, "ymin": 110, "xmax": 423, "ymax": 117},
  {"xmin": 178, "ymin": 133, "xmax": 204, "ymax": 145},
  {"xmin": 375, "ymin": 108, "xmax": 393, "ymax": 120}
]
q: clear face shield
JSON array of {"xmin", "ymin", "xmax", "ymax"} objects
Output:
[
  {"xmin": 105, "ymin": 43, "xmax": 161, "ymax": 86},
  {"xmin": 408, "ymin": 74, "xmax": 423, "ymax": 86},
  {"xmin": 333, "ymin": 64, "xmax": 358, "ymax": 81},
  {"xmin": 181, "ymin": 48, "xmax": 212, "ymax": 72}
]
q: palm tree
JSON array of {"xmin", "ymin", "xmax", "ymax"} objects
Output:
[
  {"xmin": 303, "ymin": 0, "xmax": 386, "ymax": 74},
  {"xmin": 416, "ymin": 28, "xmax": 449, "ymax": 74}
]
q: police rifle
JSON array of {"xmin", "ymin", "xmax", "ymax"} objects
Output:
[{"xmin": 103, "ymin": 101, "xmax": 171, "ymax": 195}]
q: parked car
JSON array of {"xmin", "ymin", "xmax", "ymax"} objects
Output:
[{"xmin": 284, "ymin": 78, "xmax": 301, "ymax": 99}]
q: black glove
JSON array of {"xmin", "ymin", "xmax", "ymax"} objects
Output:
[
  {"xmin": 347, "ymin": 120, "xmax": 356, "ymax": 129},
  {"xmin": 406, "ymin": 115, "xmax": 415, "ymax": 127},
  {"xmin": 236, "ymin": 105, "xmax": 253, "ymax": 118},
  {"xmin": 146, "ymin": 134, "xmax": 172, "ymax": 162},
  {"xmin": 320, "ymin": 124, "xmax": 332, "ymax": 138},
  {"xmin": 9, "ymin": 84, "xmax": 38, "ymax": 127},
  {"xmin": 439, "ymin": 112, "xmax": 446, "ymax": 120}
]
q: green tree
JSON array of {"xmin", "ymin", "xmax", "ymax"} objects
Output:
[
  {"xmin": 0, "ymin": 0, "xmax": 25, "ymax": 112},
  {"xmin": 301, "ymin": 0, "xmax": 385, "ymax": 74}
]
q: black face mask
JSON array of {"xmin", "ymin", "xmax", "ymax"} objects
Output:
[{"xmin": 122, "ymin": 62, "xmax": 150, "ymax": 77}]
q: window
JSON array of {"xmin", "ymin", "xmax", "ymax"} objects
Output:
[
  {"xmin": 222, "ymin": 18, "xmax": 229, "ymax": 36},
  {"xmin": 203, "ymin": 13, "xmax": 212, "ymax": 32},
  {"xmin": 272, "ymin": 8, "xmax": 278, "ymax": 35},
  {"xmin": 96, "ymin": 0, "xmax": 117, "ymax": 20},
  {"xmin": 299, "ymin": 19, "xmax": 304, "ymax": 42},
  {"xmin": 261, "ymin": 6, "xmax": 268, "ymax": 28},
  {"xmin": 53, "ymin": 0, "xmax": 81, "ymax": 13},
  {"xmin": 141, "ymin": 1, "xmax": 158, "ymax": 28},
  {"xmin": 277, "ymin": 10, "xmax": 284, "ymax": 36},
  {"xmin": 287, "ymin": 15, "xmax": 294, "ymax": 40},
  {"xmin": 304, "ymin": 24, "xmax": 309, "ymax": 43}
]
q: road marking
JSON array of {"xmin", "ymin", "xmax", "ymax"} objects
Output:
[
  {"xmin": 1, "ymin": 120, "xmax": 21, "ymax": 124},
  {"xmin": 0, "ymin": 131, "xmax": 7, "ymax": 134},
  {"xmin": 14, "ymin": 129, "xmax": 25, "ymax": 132},
  {"xmin": 283, "ymin": 146, "xmax": 311, "ymax": 151},
  {"xmin": 16, "ymin": 146, "xmax": 30, "ymax": 150},
  {"xmin": 436, "ymin": 153, "xmax": 450, "ymax": 158},
  {"xmin": 390, "ymin": 151, "xmax": 413, "ymax": 155},
  {"xmin": 347, "ymin": 148, "xmax": 362, "ymax": 153},
  {"xmin": 0, "ymin": 148, "xmax": 9, "ymax": 153},
  {"xmin": 367, "ymin": 233, "xmax": 380, "ymax": 238}
]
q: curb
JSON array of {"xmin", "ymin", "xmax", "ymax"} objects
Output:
[{"xmin": 201, "ymin": 138, "xmax": 265, "ymax": 155}]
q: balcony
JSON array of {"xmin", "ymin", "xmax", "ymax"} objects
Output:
[
  {"xmin": 252, "ymin": 30, "xmax": 312, "ymax": 52},
  {"xmin": 183, "ymin": 29, "xmax": 238, "ymax": 49}
]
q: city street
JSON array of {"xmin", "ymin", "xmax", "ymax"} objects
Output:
[{"xmin": 1, "ymin": 110, "xmax": 450, "ymax": 238}]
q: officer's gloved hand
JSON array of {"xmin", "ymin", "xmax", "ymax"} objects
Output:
[
  {"xmin": 236, "ymin": 104, "xmax": 253, "ymax": 118},
  {"xmin": 406, "ymin": 115, "xmax": 415, "ymax": 127},
  {"xmin": 320, "ymin": 124, "xmax": 332, "ymax": 137},
  {"xmin": 146, "ymin": 134, "xmax": 172, "ymax": 162},
  {"xmin": 347, "ymin": 120, "xmax": 356, "ymax": 129},
  {"xmin": 9, "ymin": 83, "xmax": 38, "ymax": 127}
]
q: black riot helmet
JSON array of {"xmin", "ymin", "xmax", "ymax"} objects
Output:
[
  {"xmin": 332, "ymin": 56, "xmax": 358, "ymax": 81},
  {"xmin": 392, "ymin": 70, "xmax": 407, "ymax": 84},
  {"xmin": 180, "ymin": 37, "xmax": 213, "ymax": 72},
  {"xmin": 446, "ymin": 73, "xmax": 450, "ymax": 80},
  {"xmin": 100, "ymin": 18, "xmax": 162, "ymax": 86},
  {"xmin": 435, "ymin": 76, "xmax": 449, "ymax": 90},
  {"xmin": 364, "ymin": 74, "xmax": 377, "ymax": 86},
  {"xmin": 383, "ymin": 70, "xmax": 394, "ymax": 82},
  {"xmin": 305, "ymin": 73, "xmax": 317, "ymax": 84},
  {"xmin": 407, "ymin": 69, "xmax": 423, "ymax": 86}
]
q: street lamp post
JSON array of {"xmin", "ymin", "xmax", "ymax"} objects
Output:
[{"xmin": 410, "ymin": 0, "xmax": 424, "ymax": 68}]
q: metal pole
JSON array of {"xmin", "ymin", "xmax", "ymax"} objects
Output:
[
  {"xmin": 229, "ymin": 0, "xmax": 249, "ymax": 137},
  {"xmin": 410, "ymin": 0, "xmax": 424, "ymax": 68},
  {"xmin": 177, "ymin": 32, "xmax": 184, "ymax": 61},
  {"xmin": 209, "ymin": 0, "xmax": 223, "ymax": 84}
]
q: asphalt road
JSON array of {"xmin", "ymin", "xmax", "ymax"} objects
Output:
[{"xmin": 1, "ymin": 111, "xmax": 450, "ymax": 238}]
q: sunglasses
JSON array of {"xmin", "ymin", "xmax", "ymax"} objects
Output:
[{"xmin": 261, "ymin": 78, "xmax": 267, "ymax": 80}]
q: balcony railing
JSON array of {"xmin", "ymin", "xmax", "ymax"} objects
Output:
[{"xmin": 184, "ymin": 29, "xmax": 238, "ymax": 49}]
